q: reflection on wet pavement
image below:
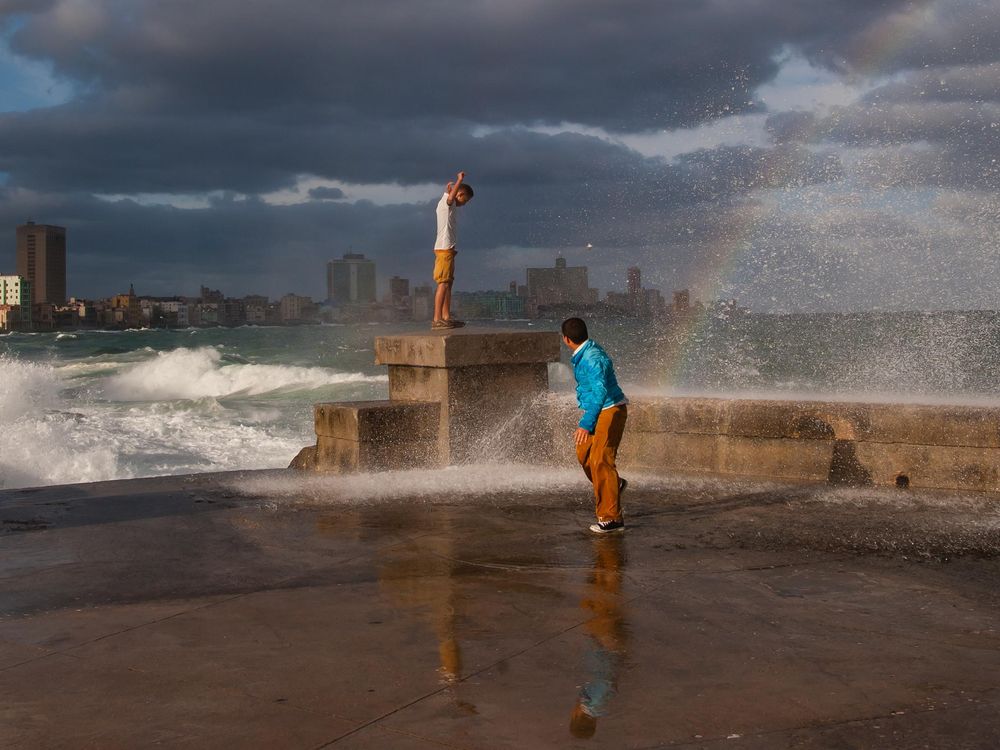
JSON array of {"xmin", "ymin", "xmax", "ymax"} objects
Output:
[{"xmin": 571, "ymin": 536, "xmax": 629, "ymax": 739}]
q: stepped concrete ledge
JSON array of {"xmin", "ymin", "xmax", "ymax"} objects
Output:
[
  {"xmin": 293, "ymin": 328, "xmax": 561, "ymax": 471},
  {"xmin": 295, "ymin": 329, "xmax": 1000, "ymax": 492},
  {"xmin": 3, "ymin": 469, "xmax": 1000, "ymax": 748},
  {"xmin": 374, "ymin": 327, "xmax": 561, "ymax": 367}
]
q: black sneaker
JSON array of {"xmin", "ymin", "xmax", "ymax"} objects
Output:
[
  {"xmin": 618, "ymin": 477, "xmax": 628, "ymax": 496},
  {"xmin": 589, "ymin": 519, "xmax": 625, "ymax": 534}
]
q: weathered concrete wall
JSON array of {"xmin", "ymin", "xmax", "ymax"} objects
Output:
[
  {"xmin": 543, "ymin": 396, "xmax": 1000, "ymax": 492},
  {"xmin": 378, "ymin": 329, "xmax": 560, "ymax": 465},
  {"xmin": 292, "ymin": 329, "xmax": 561, "ymax": 473},
  {"xmin": 291, "ymin": 401, "xmax": 441, "ymax": 472},
  {"xmin": 388, "ymin": 362, "xmax": 550, "ymax": 464}
]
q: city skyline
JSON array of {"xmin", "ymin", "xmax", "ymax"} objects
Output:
[
  {"xmin": 1, "ymin": 2, "xmax": 998, "ymax": 312},
  {"xmin": 2, "ymin": 219, "xmax": 721, "ymax": 330},
  {"xmin": 3, "ymin": 222, "xmax": 699, "ymax": 307}
]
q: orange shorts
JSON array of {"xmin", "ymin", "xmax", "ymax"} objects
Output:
[{"xmin": 433, "ymin": 248, "xmax": 456, "ymax": 284}]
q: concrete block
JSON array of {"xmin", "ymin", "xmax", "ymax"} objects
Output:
[
  {"xmin": 314, "ymin": 401, "xmax": 440, "ymax": 442},
  {"xmin": 621, "ymin": 432, "xmax": 722, "ymax": 474},
  {"xmin": 315, "ymin": 435, "xmax": 442, "ymax": 473},
  {"xmin": 446, "ymin": 363, "xmax": 550, "ymax": 464},
  {"xmin": 387, "ymin": 366, "xmax": 450, "ymax": 403},
  {"xmin": 854, "ymin": 442, "xmax": 1000, "ymax": 492},
  {"xmin": 719, "ymin": 436, "xmax": 834, "ymax": 482},
  {"xmin": 288, "ymin": 445, "xmax": 317, "ymax": 470},
  {"xmin": 387, "ymin": 362, "xmax": 551, "ymax": 464},
  {"xmin": 497, "ymin": 394, "xmax": 1000, "ymax": 492},
  {"xmin": 626, "ymin": 398, "xmax": 728, "ymax": 434},
  {"xmin": 375, "ymin": 329, "xmax": 560, "ymax": 368},
  {"xmin": 859, "ymin": 404, "xmax": 1000, "ymax": 448}
]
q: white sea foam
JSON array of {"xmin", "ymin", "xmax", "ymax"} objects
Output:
[
  {"xmin": 0, "ymin": 347, "xmax": 376, "ymax": 489},
  {"xmin": 226, "ymin": 465, "xmax": 719, "ymax": 507},
  {"xmin": 230, "ymin": 464, "xmax": 589, "ymax": 505},
  {"xmin": 102, "ymin": 346, "xmax": 386, "ymax": 401},
  {"xmin": 0, "ymin": 355, "xmax": 61, "ymax": 422},
  {"xmin": 0, "ymin": 356, "xmax": 123, "ymax": 488}
]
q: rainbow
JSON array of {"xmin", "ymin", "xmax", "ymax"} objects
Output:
[{"xmin": 847, "ymin": 3, "xmax": 938, "ymax": 77}]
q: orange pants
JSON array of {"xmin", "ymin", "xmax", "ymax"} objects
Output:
[{"xmin": 576, "ymin": 405, "xmax": 627, "ymax": 522}]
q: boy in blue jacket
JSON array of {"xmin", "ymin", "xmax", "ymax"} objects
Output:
[{"xmin": 561, "ymin": 317, "xmax": 628, "ymax": 533}]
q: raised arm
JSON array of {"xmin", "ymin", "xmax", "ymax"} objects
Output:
[{"xmin": 446, "ymin": 171, "xmax": 466, "ymax": 205}]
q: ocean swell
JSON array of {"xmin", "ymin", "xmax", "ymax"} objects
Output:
[{"xmin": 102, "ymin": 346, "xmax": 386, "ymax": 401}]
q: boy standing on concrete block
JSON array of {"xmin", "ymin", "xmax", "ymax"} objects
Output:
[
  {"xmin": 432, "ymin": 171, "xmax": 474, "ymax": 329},
  {"xmin": 561, "ymin": 317, "xmax": 629, "ymax": 533}
]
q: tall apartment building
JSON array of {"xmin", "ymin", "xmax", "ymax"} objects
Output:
[
  {"xmin": 673, "ymin": 289, "xmax": 690, "ymax": 312},
  {"xmin": 327, "ymin": 253, "xmax": 376, "ymax": 305},
  {"xmin": 525, "ymin": 257, "xmax": 598, "ymax": 305},
  {"xmin": 627, "ymin": 266, "xmax": 642, "ymax": 295},
  {"xmin": 16, "ymin": 222, "xmax": 66, "ymax": 304},
  {"xmin": 280, "ymin": 293, "xmax": 316, "ymax": 323},
  {"xmin": 0, "ymin": 275, "xmax": 32, "ymax": 329},
  {"xmin": 389, "ymin": 276, "xmax": 410, "ymax": 305}
]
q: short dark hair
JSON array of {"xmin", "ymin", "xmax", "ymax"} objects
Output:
[
  {"xmin": 457, "ymin": 183, "xmax": 474, "ymax": 199},
  {"xmin": 561, "ymin": 317, "xmax": 588, "ymax": 344}
]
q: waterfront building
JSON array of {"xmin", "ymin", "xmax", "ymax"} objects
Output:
[
  {"xmin": 389, "ymin": 276, "xmax": 409, "ymax": 304},
  {"xmin": 157, "ymin": 300, "xmax": 190, "ymax": 327},
  {"xmin": 16, "ymin": 222, "xmax": 66, "ymax": 305},
  {"xmin": 108, "ymin": 285, "xmax": 142, "ymax": 328},
  {"xmin": 139, "ymin": 298, "xmax": 155, "ymax": 325},
  {"xmin": 280, "ymin": 293, "xmax": 318, "ymax": 323},
  {"xmin": 64, "ymin": 297, "xmax": 96, "ymax": 327},
  {"xmin": 605, "ymin": 291, "xmax": 630, "ymax": 312},
  {"xmin": 196, "ymin": 302, "xmax": 219, "ymax": 326},
  {"xmin": 31, "ymin": 302, "xmax": 55, "ymax": 330},
  {"xmin": 627, "ymin": 266, "xmax": 641, "ymax": 296},
  {"xmin": 0, "ymin": 275, "xmax": 32, "ymax": 330},
  {"xmin": 222, "ymin": 298, "xmax": 246, "ymax": 327},
  {"xmin": 526, "ymin": 257, "xmax": 598, "ymax": 306},
  {"xmin": 244, "ymin": 303, "xmax": 267, "ymax": 325},
  {"xmin": 643, "ymin": 287, "xmax": 665, "ymax": 315},
  {"xmin": 200, "ymin": 286, "xmax": 224, "ymax": 303},
  {"xmin": 0, "ymin": 275, "xmax": 30, "ymax": 307},
  {"xmin": 673, "ymin": 289, "xmax": 691, "ymax": 312},
  {"xmin": 411, "ymin": 284, "xmax": 434, "ymax": 321},
  {"xmin": 453, "ymin": 290, "xmax": 526, "ymax": 320},
  {"xmin": 327, "ymin": 253, "xmax": 376, "ymax": 305}
]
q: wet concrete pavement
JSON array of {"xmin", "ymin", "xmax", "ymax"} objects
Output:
[{"xmin": 2, "ymin": 468, "xmax": 1000, "ymax": 748}]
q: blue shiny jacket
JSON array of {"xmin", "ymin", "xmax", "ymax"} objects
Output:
[{"xmin": 571, "ymin": 340, "xmax": 626, "ymax": 432}]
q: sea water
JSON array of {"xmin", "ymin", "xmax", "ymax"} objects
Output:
[
  {"xmin": 0, "ymin": 325, "xmax": 391, "ymax": 489},
  {"xmin": 1, "ymin": 312, "xmax": 998, "ymax": 490}
]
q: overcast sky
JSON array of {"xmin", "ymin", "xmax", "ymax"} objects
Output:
[{"xmin": 1, "ymin": 0, "xmax": 998, "ymax": 311}]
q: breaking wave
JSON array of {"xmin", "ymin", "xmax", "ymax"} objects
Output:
[
  {"xmin": 0, "ymin": 346, "xmax": 387, "ymax": 490},
  {"xmin": 102, "ymin": 346, "xmax": 386, "ymax": 401}
]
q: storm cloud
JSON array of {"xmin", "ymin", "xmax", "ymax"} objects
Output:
[{"xmin": 0, "ymin": 0, "xmax": 998, "ymax": 310}]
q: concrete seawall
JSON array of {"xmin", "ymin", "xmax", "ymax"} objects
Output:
[
  {"xmin": 291, "ymin": 329, "xmax": 999, "ymax": 494},
  {"xmin": 542, "ymin": 396, "xmax": 1000, "ymax": 493}
]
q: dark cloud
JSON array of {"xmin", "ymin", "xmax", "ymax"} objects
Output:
[
  {"xmin": 5, "ymin": 0, "xmax": 914, "ymax": 132},
  {"xmin": 307, "ymin": 186, "xmax": 345, "ymax": 201},
  {"xmin": 0, "ymin": 0, "xmax": 903, "ymax": 196},
  {"xmin": 798, "ymin": 0, "xmax": 1000, "ymax": 76},
  {"xmin": 800, "ymin": 62, "xmax": 1000, "ymax": 189},
  {"xmin": 1, "ymin": 0, "xmax": 999, "ymax": 311}
]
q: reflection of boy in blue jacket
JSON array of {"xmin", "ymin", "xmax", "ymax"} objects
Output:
[{"xmin": 561, "ymin": 317, "xmax": 628, "ymax": 533}]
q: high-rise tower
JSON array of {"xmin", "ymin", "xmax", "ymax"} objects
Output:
[
  {"xmin": 327, "ymin": 253, "xmax": 376, "ymax": 305},
  {"xmin": 16, "ymin": 222, "xmax": 66, "ymax": 305}
]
